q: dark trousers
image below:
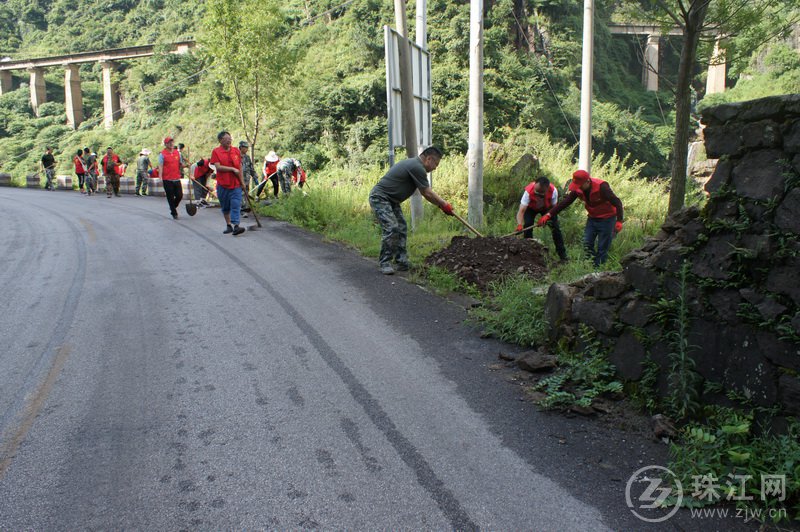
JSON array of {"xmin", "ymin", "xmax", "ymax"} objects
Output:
[
  {"xmin": 584, "ymin": 216, "xmax": 616, "ymax": 266},
  {"xmin": 192, "ymin": 175, "xmax": 207, "ymax": 200},
  {"xmin": 76, "ymin": 173, "xmax": 85, "ymax": 189},
  {"xmin": 523, "ymin": 208, "xmax": 567, "ymax": 260},
  {"xmin": 163, "ymin": 179, "xmax": 184, "ymax": 216}
]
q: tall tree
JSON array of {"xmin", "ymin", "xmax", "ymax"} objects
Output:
[
  {"xmin": 620, "ymin": 0, "xmax": 799, "ymax": 215},
  {"xmin": 201, "ymin": 0, "xmax": 292, "ymax": 153}
]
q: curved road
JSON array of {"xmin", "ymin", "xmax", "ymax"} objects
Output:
[{"xmin": 0, "ymin": 188, "xmax": 738, "ymax": 530}]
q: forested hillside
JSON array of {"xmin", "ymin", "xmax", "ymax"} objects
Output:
[{"xmin": 0, "ymin": 0, "xmax": 797, "ymax": 180}]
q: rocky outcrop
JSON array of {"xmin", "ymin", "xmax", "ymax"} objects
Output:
[{"xmin": 546, "ymin": 95, "xmax": 800, "ymax": 416}]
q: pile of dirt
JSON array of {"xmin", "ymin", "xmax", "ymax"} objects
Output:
[{"xmin": 425, "ymin": 236, "xmax": 550, "ymax": 290}]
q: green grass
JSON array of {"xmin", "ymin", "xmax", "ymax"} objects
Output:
[{"xmin": 257, "ymin": 131, "xmax": 672, "ymax": 347}]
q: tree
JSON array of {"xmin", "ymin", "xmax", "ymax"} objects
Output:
[
  {"xmin": 201, "ymin": 0, "xmax": 293, "ymax": 154},
  {"xmin": 620, "ymin": 0, "xmax": 799, "ymax": 215}
]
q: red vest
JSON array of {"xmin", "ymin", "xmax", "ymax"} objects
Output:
[
  {"xmin": 73, "ymin": 156, "xmax": 85, "ymax": 173},
  {"xmin": 568, "ymin": 177, "xmax": 617, "ymax": 219},
  {"xmin": 161, "ymin": 148, "xmax": 182, "ymax": 180},
  {"xmin": 524, "ymin": 182, "xmax": 555, "ymax": 211}
]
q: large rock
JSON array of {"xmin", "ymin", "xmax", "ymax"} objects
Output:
[
  {"xmin": 765, "ymin": 259, "xmax": 800, "ymax": 306},
  {"xmin": 784, "ymin": 121, "xmax": 800, "ymax": 154},
  {"xmin": 618, "ymin": 299, "xmax": 653, "ymax": 327},
  {"xmin": 545, "ymin": 283, "xmax": 576, "ymax": 334},
  {"xmin": 609, "ymin": 331, "xmax": 645, "ymax": 381},
  {"xmin": 691, "ymin": 234, "xmax": 735, "ymax": 280},
  {"xmin": 704, "ymin": 158, "xmax": 733, "ymax": 194},
  {"xmin": 741, "ymin": 119, "xmax": 782, "ymax": 150},
  {"xmin": 704, "ymin": 124, "xmax": 742, "ymax": 158},
  {"xmin": 779, "ymin": 375, "xmax": 800, "ymax": 416},
  {"xmin": 757, "ymin": 332, "xmax": 800, "ymax": 373},
  {"xmin": 516, "ymin": 350, "xmax": 558, "ymax": 372},
  {"xmin": 775, "ymin": 188, "xmax": 800, "ymax": 234},
  {"xmin": 571, "ymin": 297, "xmax": 617, "ymax": 335},
  {"xmin": 708, "ymin": 289, "xmax": 743, "ymax": 321},
  {"xmin": 623, "ymin": 262, "xmax": 661, "ymax": 298},
  {"xmin": 588, "ymin": 273, "xmax": 628, "ymax": 300},
  {"xmin": 510, "ymin": 154, "xmax": 539, "ymax": 178},
  {"xmin": 689, "ymin": 322, "xmax": 778, "ymax": 406},
  {"xmin": 731, "ymin": 149, "xmax": 790, "ymax": 200},
  {"xmin": 675, "ymin": 219, "xmax": 706, "ymax": 246}
]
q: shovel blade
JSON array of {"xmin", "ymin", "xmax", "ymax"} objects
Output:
[{"xmin": 185, "ymin": 203, "xmax": 197, "ymax": 216}]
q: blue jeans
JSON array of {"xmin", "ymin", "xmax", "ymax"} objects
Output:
[
  {"xmin": 584, "ymin": 216, "xmax": 616, "ymax": 266},
  {"xmin": 217, "ymin": 186, "xmax": 242, "ymax": 225}
]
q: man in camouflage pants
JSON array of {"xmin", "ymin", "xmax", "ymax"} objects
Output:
[
  {"xmin": 368, "ymin": 146, "xmax": 454, "ymax": 275},
  {"xmin": 136, "ymin": 149, "xmax": 152, "ymax": 195}
]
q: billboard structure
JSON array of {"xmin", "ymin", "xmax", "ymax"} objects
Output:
[{"xmin": 384, "ymin": 26, "xmax": 431, "ymax": 165}]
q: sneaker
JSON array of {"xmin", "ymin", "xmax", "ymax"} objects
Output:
[
  {"xmin": 223, "ymin": 225, "xmax": 233, "ymax": 234},
  {"xmin": 395, "ymin": 261, "xmax": 410, "ymax": 272},
  {"xmin": 115, "ymin": 193, "xmax": 121, "ymax": 197},
  {"xmin": 380, "ymin": 264, "xmax": 395, "ymax": 275},
  {"xmin": 232, "ymin": 225, "xmax": 245, "ymax": 236},
  {"xmin": 171, "ymin": 213, "xmax": 178, "ymax": 220},
  {"xmin": 107, "ymin": 194, "xmax": 112, "ymax": 198}
]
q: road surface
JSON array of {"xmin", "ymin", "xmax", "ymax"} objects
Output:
[{"xmin": 0, "ymin": 188, "xmax": 744, "ymax": 529}]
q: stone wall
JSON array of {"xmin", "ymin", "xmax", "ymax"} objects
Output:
[{"xmin": 545, "ymin": 94, "xmax": 800, "ymax": 416}]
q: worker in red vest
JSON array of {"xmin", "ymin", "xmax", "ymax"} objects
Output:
[
  {"xmin": 515, "ymin": 176, "xmax": 567, "ymax": 261},
  {"xmin": 159, "ymin": 136, "xmax": 186, "ymax": 219},
  {"xmin": 539, "ymin": 169, "xmax": 624, "ymax": 266}
]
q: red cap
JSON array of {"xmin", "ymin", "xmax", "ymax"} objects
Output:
[
  {"xmin": 572, "ymin": 169, "xmax": 591, "ymax": 183},
  {"xmin": 164, "ymin": 136, "xmax": 174, "ymax": 144}
]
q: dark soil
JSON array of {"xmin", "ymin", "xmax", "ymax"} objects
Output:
[{"xmin": 425, "ymin": 236, "xmax": 550, "ymax": 290}]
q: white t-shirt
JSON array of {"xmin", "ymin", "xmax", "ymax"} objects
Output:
[{"xmin": 520, "ymin": 187, "xmax": 558, "ymax": 209}]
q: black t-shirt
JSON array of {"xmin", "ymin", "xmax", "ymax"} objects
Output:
[{"xmin": 41, "ymin": 153, "xmax": 55, "ymax": 169}]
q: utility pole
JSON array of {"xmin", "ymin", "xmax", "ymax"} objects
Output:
[
  {"xmin": 578, "ymin": 0, "xmax": 594, "ymax": 172},
  {"xmin": 467, "ymin": 0, "xmax": 484, "ymax": 227},
  {"xmin": 394, "ymin": 0, "xmax": 423, "ymax": 226}
]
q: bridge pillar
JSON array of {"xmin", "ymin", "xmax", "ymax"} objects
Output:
[
  {"xmin": 100, "ymin": 61, "xmax": 121, "ymax": 129},
  {"xmin": 642, "ymin": 33, "xmax": 660, "ymax": 91},
  {"xmin": 64, "ymin": 64, "xmax": 84, "ymax": 129},
  {"xmin": 706, "ymin": 36, "xmax": 726, "ymax": 95},
  {"xmin": 0, "ymin": 71, "xmax": 11, "ymax": 95},
  {"xmin": 28, "ymin": 67, "xmax": 47, "ymax": 116}
]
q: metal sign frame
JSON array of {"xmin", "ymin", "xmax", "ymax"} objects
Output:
[{"xmin": 384, "ymin": 26, "xmax": 432, "ymax": 163}]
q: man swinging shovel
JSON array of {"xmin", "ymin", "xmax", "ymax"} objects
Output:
[{"xmin": 368, "ymin": 146, "xmax": 454, "ymax": 275}]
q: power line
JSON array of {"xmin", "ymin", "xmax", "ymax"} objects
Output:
[{"xmin": 510, "ymin": 9, "xmax": 579, "ymax": 144}]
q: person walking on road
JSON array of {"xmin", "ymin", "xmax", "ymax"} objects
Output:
[
  {"xmin": 369, "ymin": 146, "xmax": 453, "ymax": 275},
  {"xmin": 159, "ymin": 137, "xmax": 185, "ymax": 219},
  {"xmin": 136, "ymin": 149, "xmax": 153, "ymax": 196},
  {"xmin": 41, "ymin": 147, "xmax": 56, "ymax": 191},
  {"xmin": 539, "ymin": 169, "xmax": 624, "ymax": 266},
  {"xmin": 515, "ymin": 176, "xmax": 568, "ymax": 261},
  {"xmin": 85, "ymin": 148, "xmax": 98, "ymax": 196},
  {"xmin": 210, "ymin": 131, "xmax": 245, "ymax": 236},
  {"xmin": 73, "ymin": 149, "xmax": 88, "ymax": 194},
  {"xmin": 101, "ymin": 147, "xmax": 123, "ymax": 198}
]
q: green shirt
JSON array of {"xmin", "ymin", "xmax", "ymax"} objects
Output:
[{"xmin": 370, "ymin": 157, "xmax": 430, "ymax": 203}]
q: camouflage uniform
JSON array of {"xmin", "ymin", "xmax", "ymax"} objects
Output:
[
  {"xmin": 136, "ymin": 155, "xmax": 150, "ymax": 195},
  {"xmin": 368, "ymin": 194, "xmax": 408, "ymax": 267},
  {"xmin": 241, "ymin": 153, "xmax": 257, "ymax": 190},
  {"xmin": 276, "ymin": 159, "xmax": 296, "ymax": 195}
]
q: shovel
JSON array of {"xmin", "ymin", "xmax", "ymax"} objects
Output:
[
  {"xmin": 452, "ymin": 212, "xmax": 484, "ymax": 238},
  {"xmin": 185, "ymin": 176, "xmax": 197, "ymax": 216},
  {"xmin": 242, "ymin": 178, "xmax": 262, "ymax": 230},
  {"xmin": 501, "ymin": 223, "xmax": 537, "ymax": 238}
]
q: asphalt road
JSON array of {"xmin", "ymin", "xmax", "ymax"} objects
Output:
[{"xmin": 0, "ymin": 188, "xmax": 751, "ymax": 530}]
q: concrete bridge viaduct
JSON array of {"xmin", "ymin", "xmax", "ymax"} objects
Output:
[
  {"xmin": 609, "ymin": 24, "xmax": 726, "ymax": 94},
  {"xmin": 0, "ymin": 41, "xmax": 195, "ymax": 130}
]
